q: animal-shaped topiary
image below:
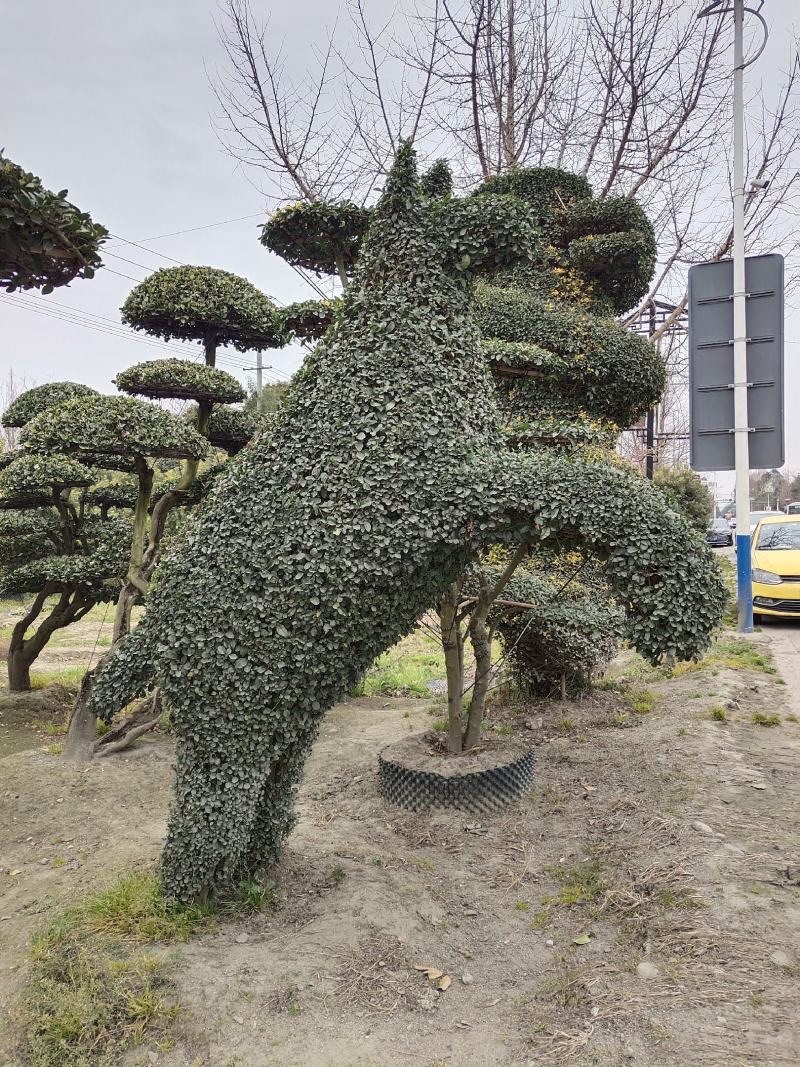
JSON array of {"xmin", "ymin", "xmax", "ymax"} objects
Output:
[{"xmin": 90, "ymin": 144, "xmax": 725, "ymax": 902}]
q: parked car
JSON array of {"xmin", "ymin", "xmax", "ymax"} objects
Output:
[
  {"xmin": 750, "ymin": 514, "xmax": 800, "ymax": 622},
  {"xmin": 706, "ymin": 518, "xmax": 733, "ymax": 547},
  {"xmin": 733, "ymin": 510, "xmax": 782, "ymax": 549}
]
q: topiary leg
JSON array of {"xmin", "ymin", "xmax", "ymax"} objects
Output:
[{"xmin": 464, "ymin": 447, "xmax": 727, "ymax": 664}]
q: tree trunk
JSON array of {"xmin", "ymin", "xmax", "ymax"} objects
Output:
[
  {"xmin": 94, "ymin": 689, "xmax": 162, "ymax": 757},
  {"xmin": 7, "ymin": 645, "xmax": 32, "ymax": 692},
  {"xmin": 439, "ymin": 586, "xmax": 465, "ymax": 754},
  {"xmin": 62, "ymin": 661, "xmax": 104, "ymax": 762},
  {"xmin": 463, "ymin": 613, "xmax": 493, "ymax": 751}
]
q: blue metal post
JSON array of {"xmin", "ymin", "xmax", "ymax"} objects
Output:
[{"xmin": 736, "ymin": 531, "xmax": 753, "ymax": 632}]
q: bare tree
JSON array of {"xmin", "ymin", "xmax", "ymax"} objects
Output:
[{"xmin": 0, "ymin": 369, "xmax": 33, "ymax": 451}]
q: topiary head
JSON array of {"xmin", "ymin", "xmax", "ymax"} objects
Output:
[{"xmin": 352, "ymin": 142, "xmax": 540, "ymax": 293}]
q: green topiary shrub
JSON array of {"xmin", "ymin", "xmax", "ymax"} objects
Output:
[
  {"xmin": 22, "ymin": 395, "xmax": 209, "ymax": 462},
  {"xmin": 1, "ymin": 381, "xmax": 99, "ymax": 428},
  {"xmin": 260, "ymin": 201, "xmax": 371, "ymax": 278},
  {"xmin": 0, "ymin": 453, "xmax": 93, "ymax": 493},
  {"xmin": 88, "ymin": 145, "xmax": 725, "ymax": 902},
  {"xmin": 281, "ymin": 299, "xmax": 340, "ymax": 341},
  {"xmin": 489, "ymin": 568, "xmax": 624, "ymax": 698},
  {"xmin": 653, "ymin": 466, "xmax": 715, "ymax": 533},
  {"xmin": 0, "ymin": 155, "xmax": 107, "ymax": 293},
  {"xmin": 0, "ymin": 432, "xmax": 130, "ymax": 691},
  {"xmin": 121, "ymin": 266, "xmax": 288, "ymax": 358},
  {"xmin": 114, "ymin": 359, "xmax": 246, "ymax": 404},
  {"xmin": 198, "ymin": 406, "xmax": 257, "ymax": 454}
]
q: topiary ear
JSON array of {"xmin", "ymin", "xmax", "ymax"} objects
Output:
[
  {"xmin": 420, "ymin": 160, "xmax": 453, "ymax": 200},
  {"xmin": 436, "ymin": 195, "xmax": 539, "ymax": 277}
]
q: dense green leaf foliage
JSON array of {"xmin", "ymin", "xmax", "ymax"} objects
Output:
[
  {"xmin": 1, "ymin": 517, "xmax": 129, "ymax": 595},
  {"xmin": 654, "ymin": 466, "xmax": 715, "ymax": 533},
  {"xmin": 490, "ymin": 568, "xmax": 624, "ymax": 697},
  {"xmin": 281, "ymin": 299, "xmax": 339, "ymax": 341},
  {"xmin": 121, "ymin": 266, "xmax": 287, "ymax": 352},
  {"xmin": 0, "ymin": 453, "xmax": 93, "ymax": 493},
  {"xmin": 0, "ymin": 509, "xmax": 61, "ymax": 536},
  {"xmin": 199, "ymin": 406, "xmax": 257, "ymax": 454},
  {"xmin": 2, "ymin": 381, "xmax": 99, "ymax": 428},
  {"xmin": 0, "ymin": 490, "xmax": 53, "ymax": 511},
  {"xmin": 89, "ymin": 145, "xmax": 724, "ymax": 902},
  {"xmin": 21, "ymin": 395, "xmax": 209, "ymax": 461},
  {"xmin": 0, "ymin": 155, "xmax": 107, "ymax": 293},
  {"xmin": 260, "ymin": 201, "xmax": 371, "ymax": 276},
  {"xmin": 84, "ymin": 478, "xmax": 140, "ymax": 512},
  {"xmin": 475, "ymin": 283, "xmax": 663, "ymax": 429},
  {"xmin": 114, "ymin": 359, "xmax": 246, "ymax": 403}
]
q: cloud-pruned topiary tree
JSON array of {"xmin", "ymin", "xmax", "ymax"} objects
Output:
[
  {"xmin": 87, "ymin": 144, "xmax": 725, "ymax": 903},
  {"xmin": 0, "ymin": 392, "xmax": 133, "ymax": 692},
  {"xmin": 54, "ymin": 264, "xmax": 288, "ymax": 759},
  {"xmin": 120, "ymin": 265, "xmax": 289, "ymax": 365},
  {"xmin": 261, "ymin": 202, "xmax": 370, "ymax": 287},
  {"xmin": 465, "ymin": 165, "xmax": 662, "ymax": 704},
  {"xmin": 0, "ymin": 154, "xmax": 107, "ymax": 293},
  {"xmin": 17, "ymin": 393, "xmax": 208, "ymax": 756}
]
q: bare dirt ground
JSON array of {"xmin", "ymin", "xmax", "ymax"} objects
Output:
[{"xmin": 1, "ymin": 616, "xmax": 799, "ymax": 1066}]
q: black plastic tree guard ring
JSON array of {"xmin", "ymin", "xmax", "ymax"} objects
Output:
[{"xmin": 378, "ymin": 746, "xmax": 534, "ymax": 814}]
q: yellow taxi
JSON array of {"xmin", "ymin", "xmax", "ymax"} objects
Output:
[{"xmin": 751, "ymin": 514, "xmax": 800, "ymax": 622}]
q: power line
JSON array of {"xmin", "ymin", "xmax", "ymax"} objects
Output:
[
  {"xmin": 103, "ymin": 249, "xmax": 160, "ymax": 273},
  {"xmin": 107, "ymin": 234, "xmax": 184, "ymax": 266},
  {"xmin": 3, "ymin": 292, "xmax": 293, "ymax": 381},
  {"xmin": 1, "ymin": 293, "xmax": 196, "ymax": 357},
  {"xmin": 105, "ymin": 213, "xmax": 264, "ymax": 247},
  {"xmin": 102, "ymin": 266, "xmax": 142, "ymax": 283}
]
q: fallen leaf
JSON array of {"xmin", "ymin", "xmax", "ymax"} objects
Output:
[
  {"xmin": 414, "ymin": 965, "xmax": 444, "ymax": 980},
  {"xmin": 573, "ymin": 933, "xmax": 592, "ymax": 945},
  {"xmin": 436, "ymin": 974, "xmax": 452, "ymax": 991},
  {"xmin": 580, "ymin": 780, "xmax": 596, "ymax": 792}
]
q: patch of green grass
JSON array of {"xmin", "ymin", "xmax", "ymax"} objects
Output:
[
  {"xmin": 45, "ymin": 743, "xmax": 64, "ymax": 756},
  {"xmin": 655, "ymin": 889, "xmax": 697, "ymax": 909},
  {"xmin": 354, "ymin": 627, "xmax": 451, "ymax": 697},
  {"xmin": 30, "ymin": 666, "xmax": 88, "ymax": 690},
  {"xmin": 624, "ymin": 687, "xmax": 655, "ymax": 714},
  {"xmin": 710, "ymin": 706, "xmax": 727, "ymax": 722},
  {"xmin": 530, "ymin": 908, "xmax": 551, "ymax": 930},
  {"xmin": 42, "ymin": 722, "xmax": 68, "ymax": 736},
  {"xmin": 786, "ymin": 714, "xmax": 798, "ymax": 723},
  {"xmin": 431, "ymin": 719, "xmax": 448, "ymax": 732},
  {"xmin": 545, "ymin": 861, "xmax": 606, "ymax": 908},
  {"xmin": 751, "ymin": 711, "xmax": 781, "ymax": 727},
  {"xmin": 21, "ymin": 871, "xmax": 273, "ymax": 1067},
  {"xmin": 515, "ymin": 900, "xmax": 530, "ymax": 912},
  {"xmin": 710, "ymin": 638, "xmax": 777, "ymax": 675}
]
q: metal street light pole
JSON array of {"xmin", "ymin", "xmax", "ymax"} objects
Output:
[{"xmin": 731, "ymin": 0, "xmax": 753, "ymax": 633}]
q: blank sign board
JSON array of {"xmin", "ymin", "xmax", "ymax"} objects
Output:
[{"xmin": 688, "ymin": 253, "xmax": 784, "ymax": 472}]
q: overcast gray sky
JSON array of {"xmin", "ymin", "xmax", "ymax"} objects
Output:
[{"xmin": 1, "ymin": 0, "xmax": 798, "ymax": 487}]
